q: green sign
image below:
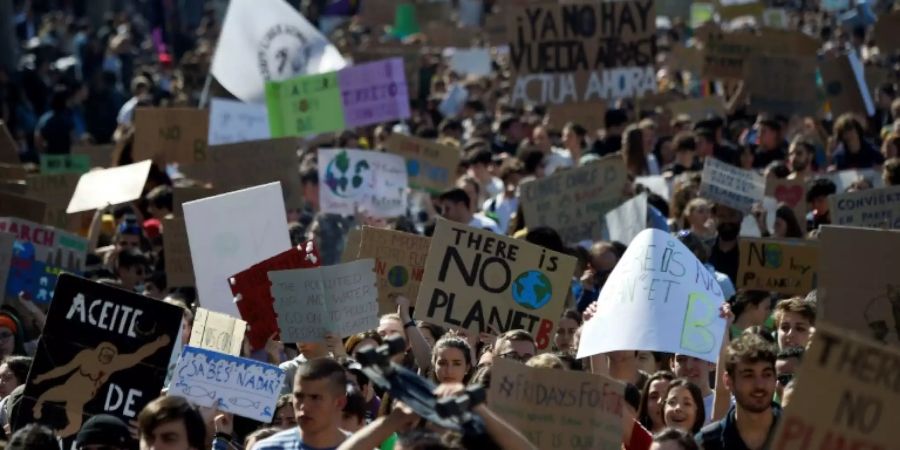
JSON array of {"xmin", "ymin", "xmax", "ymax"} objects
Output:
[
  {"xmin": 265, "ymin": 72, "xmax": 345, "ymax": 137},
  {"xmin": 40, "ymin": 154, "xmax": 90, "ymax": 174},
  {"xmin": 690, "ymin": 3, "xmax": 715, "ymax": 28}
]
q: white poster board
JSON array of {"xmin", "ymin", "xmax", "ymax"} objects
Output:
[
  {"xmin": 448, "ymin": 48, "xmax": 492, "ymax": 77},
  {"xmin": 577, "ymin": 229, "xmax": 727, "ymax": 363},
  {"xmin": 65, "ymin": 160, "xmax": 152, "ymax": 213},
  {"xmin": 184, "ymin": 182, "xmax": 290, "ymax": 316},
  {"xmin": 208, "ymin": 98, "xmax": 271, "ymax": 145},
  {"xmin": 317, "ymin": 149, "xmax": 408, "ymax": 218},
  {"xmin": 698, "ymin": 157, "xmax": 765, "ymax": 213},
  {"xmin": 605, "ymin": 193, "xmax": 647, "ymax": 245}
]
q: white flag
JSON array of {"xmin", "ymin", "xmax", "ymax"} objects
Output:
[{"xmin": 211, "ymin": 0, "xmax": 347, "ymax": 103}]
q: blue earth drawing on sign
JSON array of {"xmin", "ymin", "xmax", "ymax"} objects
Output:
[
  {"xmin": 511, "ymin": 271, "xmax": 552, "ymax": 310},
  {"xmin": 387, "ymin": 265, "xmax": 409, "ymax": 288},
  {"xmin": 324, "ymin": 150, "xmax": 370, "ymax": 198}
]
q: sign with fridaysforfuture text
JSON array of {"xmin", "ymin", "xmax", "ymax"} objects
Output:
[
  {"xmin": 230, "ymin": 242, "xmax": 321, "ymax": 350},
  {"xmin": 769, "ymin": 323, "xmax": 899, "ymax": 450},
  {"xmin": 266, "ymin": 58, "xmax": 410, "ymax": 137},
  {"xmin": 184, "ymin": 182, "xmax": 291, "ymax": 317},
  {"xmin": 0, "ymin": 217, "xmax": 87, "ymax": 303},
  {"xmin": 818, "ymin": 226, "xmax": 900, "ymax": 346},
  {"xmin": 699, "ymin": 157, "xmax": 765, "ymax": 213},
  {"xmin": 382, "ymin": 133, "xmax": 460, "ymax": 194},
  {"xmin": 268, "ymin": 258, "xmax": 378, "ymax": 342},
  {"xmin": 828, "ymin": 185, "xmax": 900, "ymax": 230},
  {"xmin": 506, "ymin": 0, "xmax": 657, "ymax": 105},
  {"xmin": 737, "ymin": 238, "xmax": 817, "ymax": 296},
  {"xmin": 0, "ymin": 191, "xmax": 46, "ymax": 223},
  {"xmin": 208, "ymin": 98, "xmax": 271, "ymax": 146},
  {"xmin": 317, "ymin": 149, "xmax": 408, "ymax": 218},
  {"xmin": 66, "ymin": 160, "xmax": 153, "ymax": 213},
  {"xmin": 133, "ymin": 108, "xmax": 209, "ymax": 165},
  {"xmin": 162, "ymin": 218, "xmax": 195, "ymax": 288},
  {"xmin": 489, "ymin": 358, "xmax": 626, "ymax": 450},
  {"xmin": 519, "ymin": 156, "xmax": 628, "ymax": 244},
  {"xmin": 415, "ymin": 219, "xmax": 577, "ymax": 350},
  {"xmin": 766, "ymin": 178, "xmax": 807, "ymax": 227},
  {"xmin": 357, "ymin": 226, "xmax": 430, "ymax": 315},
  {"xmin": 15, "ymin": 274, "xmax": 181, "ymax": 439},
  {"xmin": 40, "ymin": 154, "xmax": 90, "ymax": 175},
  {"xmin": 169, "ymin": 346, "xmax": 284, "ymax": 422},
  {"xmin": 189, "ymin": 308, "xmax": 247, "ymax": 356},
  {"xmin": 577, "ymin": 229, "xmax": 727, "ymax": 362}
]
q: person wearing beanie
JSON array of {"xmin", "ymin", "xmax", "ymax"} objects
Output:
[
  {"xmin": 75, "ymin": 414, "xmax": 136, "ymax": 450},
  {"xmin": 0, "ymin": 312, "xmax": 26, "ymax": 359}
]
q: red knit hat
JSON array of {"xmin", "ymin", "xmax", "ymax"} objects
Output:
[{"xmin": 0, "ymin": 315, "xmax": 17, "ymax": 335}]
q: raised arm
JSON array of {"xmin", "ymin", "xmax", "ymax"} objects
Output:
[
  {"xmin": 32, "ymin": 351, "xmax": 86, "ymax": 384},
  {"xmin": 711, "ymin": 304, "xmax": 734, "ymax": 422},
  {"xmin": 112, "ymin": 335, "xmax": 171, "ymax": 371},
  {"xmin": 396, "ymin": 296, "xmax": 432, "ymax": 373},
  {"xmin": 473, "ymin": 403, "xmax": 538, "ymax": 450},
  {"xmin": 337, "ymin": 404, "xmax": 418, "ymax": 450}
]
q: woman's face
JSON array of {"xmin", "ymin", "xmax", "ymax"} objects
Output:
[
  {"xmin": 646, "ymin": 378, "xmax": 670, "ymax": 431},
  {"xmin": 272, "ymin": 404, "xmax": 297, "ymax": 430},
  {"xmin": 636, "ymin": 351, "xmax": 658, "ymax": 375},
  {"xmin": 0, "ymin": 326, "xmax": 15, "ymax": 358},
  {"xmin": 664, "ymin": 386, "xmax": 698, "ymax": 433},
  {"xmin": 774, "ymin": 217, "xmax": 788, "ymax": 238},
  {"xmin": 0, "ymin": 363, "xmax": 19, "ymax": 397},
  {"xmin": 553, "ymin": 317, "xmax": 579, "ymax": 351},
  {"xmin": 688, "ymin": 204, "xmax": 710, "ymax": 229},
  {"xmin": 778, "ymin": 312, "xmax": 813, "ymax": 350},
  {"xmin": 434, "ymin": 347, "xmax": 468, "ymax": 384}
]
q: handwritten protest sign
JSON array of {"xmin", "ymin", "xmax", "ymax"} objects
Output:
[
  {"xmin": 818, "ymin": 226, "xmax": 900, "ymax": 346},
  {"xmin": 184, "ymin": 182, "xmax": 291, "ymax": 316},
  {"xmin": 770, "ymin": 324, "xmax": 899, "ymax": 450},
  {"xmin": 66, "ymin": 160, "xmax": 153, "ymax": 213},
  {"xmin": 873, "ymin": 10, "xmax": 900, "ymax": 54},
  {"xmin": 545, "ymin": 101, "xmax": 607, "ymax": 134},
  {"xmin": 766, "ymin": 178, "xmax": 807, "ymax": 226},
  {"xmin": 40, "ymin": 154, "xmax": 90, "ymax": 174},
  {"xmin": 0, "ymin": 191, "xmax": 46, "ymax": 223},
  {"xmin": 826, "ymin": 168, "xmax": 884, "ymax": 193},
  {"xmin": 15, "ymin": 274, "xmax": 181, "ymax": 439},
  {"xmin": 699, "ymin": 157, "xmax": 765, "ymax": 213},
  {"xmin": 208, "ymin": 98, "xmax": 271, "ymax": 146},
  {"xmin": 162, "ymin": 218, "xmax": 195, "ymax": 288},
  {"xmin": 266, "ymin": 58, "xmax": 410, "ymax": 137},
  {"xmin": 169, "ymin": 347, "xmax": 283, "ymax": 422},
  {"xmin": 577, "ymin": 229, "xmax": 727, "ymax": 362},
  {"xmin": 268, "ymin": 259, "xmax": 378, "ymax": 342},
  {"xmin": 133, "ymin": 108, "xmax": 209, "ymax": 164},
  {"xmin": 702, "ymin": 29, "xmax": 818, "ymax": 80},
  {"xmin": 506, "ymin": 0, "xmax": 657, "ymax": 105},
  {"xmin": 605, "ymin": 193, "xmax": 647, "ymax": 245},
  {"xmin": 382, "ymin": 134, "xmax": 459, "ymax": 194},
  {"xmin": 189, "ymin": 308, "xmax": 246, "ymax": 356},
  {"xmin": 0, "ymin": 121, "xmax": 18, "ymax": 164},
  {"xmin": 820, "ymin": 51, "xmax": 874, "ymax": 117},
  {"xmin": 230, "ymin": 242, "xmax": 320, "ymax": 350},
  {"xmin": 415, "ymin": 219, "xmax": 577, "ymax": 350},
  {"xmin": 737, "ymin": 238, "xmax": 817, "ymax": 295},
  {"xmin": 828, "ymin": 185, "xmax": 900, "ymax": 230},
  {"xmin": 72, "ymin": 144, "xmax": 114, "ymax": 169},
  {"xmin": 519, "ymin": 156, "xmax": 627, "ymax": 243},
  {"xmin": 318, "ymin": 149, "xmax": 408, "ymax": 218},
  {"xmin": 0, "ymin": 217, "xmax": 87, "ymax": 303},
  {"xmin": 357, "ymin": 227, "xmax": 430, "ymax": 314},
  {"xmin": 489, "ymin": 358, "xmax": 625, "ymax": 449}
]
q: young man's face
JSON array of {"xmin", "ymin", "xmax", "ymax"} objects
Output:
[
  {"xmin": 492, "ymin": 339, "xmax": 535, "ymax": 363},
  {"xmin": 777, "ymin": 312, "xmax": 812, "ymax": 350},
  {"xmin": 671, "ymin": 354, "xmax": 714, "ymax": 387},
  {"xmin": 140, "ymin": 419, "xmax": 194, "ymax": 450},
  {"xmin": 726, "ymin": 360, "xmax": 776, "ymax": 414},
  {"xmin": 788, "ymin": 144, "xmax": 810, "ymax": 172},
  {"xmin": 293, "ymin": 377, "xmax": 345, "ymax": 436},
  {"xmin": 439, "ymin": 200, "xmax": 466, "ymax": 223}
]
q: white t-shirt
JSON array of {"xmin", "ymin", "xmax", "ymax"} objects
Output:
[
  {"xmin": 483, "ymin": 194, "xmax": 518, "ymax": 235},
  {"xmin": 469, "ymin": 214, "xmax": 501, "ymax": 234},
  {"xmin": 545, "ymin": 147, "xmax": 574, "ymax": 175}
]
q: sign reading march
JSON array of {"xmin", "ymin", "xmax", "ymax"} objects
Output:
[
  {"xmin": 829, "ymin": 185, "xmax": 900, "ymax": 230},
  {"xmin": 489, "ymin": 358, "xmax": 625, "ymax": 449},
  {"xmin": 770, "ymin": 324, "xmax": 899, "ymax": 449},
  {"xmin": 519, "ymin": 156, "xmax": 627, "ymax": 243},
  {"xmin": 506, "ymin": 0, "xmax": 657, "ymax": 105},
  {"xmin": 357, "ymin": 226, "xmax": 430, "ymax": 314},
  {"xmin": 318, "ymin": 149, "xmax": 408, "ymax": 218},
  {"xmin": 577, "ymin": 229, "xmax": 727, "ymax": 362},
  {"xmin": 15, "ymin": 274, "xmax": 181, "ymax": 438},
  {"xmin": 737, "ymin": 238, "xmax": 817, "ymax": 296},
  {"xmin": 415, "ymin": 219, "xmax": 577, "ymax": 350}
]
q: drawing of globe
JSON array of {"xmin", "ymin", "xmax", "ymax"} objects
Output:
[
  {"xmin": 511, "ymin": 271, "xmax": 552, "ymax": 310},
  {"xmin": 387, "ymin": 266, "xmax": 409, "ymax": 288},
  {"xmin": 324, "ymin": 150, "xmax": 370, "ymax": 198}
]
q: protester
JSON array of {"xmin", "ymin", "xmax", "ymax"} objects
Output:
[
  {"xmin": 638, "ymin": 371, "xmax": 675, "ymax": 434},
  {"xmin": 662, "ymin": 379, "xmax": 706, "ymax": 435},
  {"xmin": 137, "ymin": 396, "xmax": 207, "ymax": 450},
  {"xmin": 773, "ymin": 297, "xmax": 816, "ymax": 350}
]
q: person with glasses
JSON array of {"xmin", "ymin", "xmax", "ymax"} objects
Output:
[
  {"xmin": 0, "ymin": 313, "xmax": 25, "ymax": 359},
  {"xmin": 489, "ymin": 329, "xmax": 536, "ymax": 365},
  {"xmin": 576, "ymin": 241, "xmax": 619, "ymax": 313},
  {"xmin": 774, "ymin": 347, "xmax": 802, "ymax": 405},
  {"xmin": 75, "ymin": 414, "xmax": 136, "ymax": 450}
]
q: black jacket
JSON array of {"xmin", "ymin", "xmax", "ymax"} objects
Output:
[{"xmin": 695, "ymin": 403, "xmax": 782, "ymax": 450}]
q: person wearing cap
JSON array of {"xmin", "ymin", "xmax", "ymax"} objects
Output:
[{"xmin": 76, "ymin": 414, "xmax": 136, "ymax": 450}]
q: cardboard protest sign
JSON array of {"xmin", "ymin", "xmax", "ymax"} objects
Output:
[
  {"xmin": 665, "ymin": 96, "xmax": 727, "ymax": 122},
  {"xmin": 184, "ymin": 182, "xmax": 291, "ymax": 317},
  {"xmin": 341, "ymin": 228, "xmax": 362, "ymax": 263},
  {"xmin": 769, "ymin": 323, "xmax": 899, "ymax": 449},
  {"xmin": 357, "ymin": 226, "xmax": 430, "ymax": 314},
  {"xmin": 266, "ymin": 58, "xmax": 410, "ymax": 137},
  {"xmin": 24, "ymin": 173, "xmax": 81, "ymax": 231},
  {"xmin": 208, "ymin": 98, "xmax": 271, "ymax": 146},
  {"xmin": 229, "ymin": 242, "xmax": 320, "ymax": 350},
  {"xmin": 826, "ymin": 168, "xmax": 884, "ymax": 193},
  {"xmin": 716, "ymin": 0, "xmax": 763, "ymax": 20},
  {"xmin": 744, "ymin": 54, "xmax": 819, "ymax": 117},
  {"xmin": 0, "ymin": 121, "xmax": 18, "ymax": 164},
  {"xmin": 828, "ymin": 185, "xmax": 900, "ymax": 230},
  {"xmin": 0, "ymin": 191, "xmax": 46, "ymax": 223},
  {"xmin": 489, "ymin": 358, "xmax": 626, "ymax": 449},
  {"xmin": 318, "ymin": 149, "xmax": 408, "ymax": 218},
  {"xmin": 66, "ymin": 160, "xmax": 153, "ymax": 213},
  {"xmin": 545, "ymin": 101, "xmax": 607, "ymax": 134},
  {"xmin": 72, "ymin": 144, "xmax": 114, "ymax": 169},
  {"xmin": 40, "ymin": 154, "xmax": 90, "ymax": 174},
  {"xmin": 172, "ymin": 186, "xmax": 216, "ymax": 217},
  {"xmin": 448, "ymin": 48, "xmax": 492, "ymax": 77},
  {"xmin": 702, "ymin": 29, "xmax": 818, "ymax": 80},
  {"xmin": 605, "ymin": 193, "xmax": 647, "ymax": 245},
  {"xmin": 188, "ymin": 308, "xmax": 247, "ymax": 356},
  {"xmin": 668, "ymin": 45, "xmax": 705, "ymax": 74},
  {"xmin": 169, "ymin": 347, "xmax": 284, "ymax": 422},
  {"xmin": 818, "ymin": 226, "xmax": 900, "ymax": 346},
  {"xmin": 577, "ymin": 229, "xmax": 727, "ymax": 362},
  {"xmin": 506, "ymin": 0, "xmax": 657, "ymax": 105},
  {"xmin": 382, "ymin": 134, "xmax": 460, "ymax": 194},
  {"xmin": 820, "ymin": 52, "xmax": 875, "ymax": 117},
  {"xmin": 0, "ymin": 232, "xmax": 13, "ymax": 300},
  {"xmin": 519, "ymin": 156, "xmax": 628, "ymax": 244},
  {"xmin": 873, "ymin": 10, "xmax": 900, "ymax": 54},
  {"xmin": 766, "ymin": 178, "xmax": 807, "ymax": 226},
  {"xmin": 415, "ymin": 219, "xmax": 577, "ymax": 350},
  {"xmin": 0, "ymin": 217, "xmax": 87, "ymax": 303},
  {"xmin": 699, "ymin": 157, "xmax": 765, "ymax": 213},
  {"xmin": 0, "ymin": 163, "xmax": 26, "ymax": 181},
  {"xmin": 268, "ymin": 259, "xmax": 378, "ymax": 342},
  {"xmin": 15, "ymin": 274, "xmax": 181, "ymax": 438},
  {"xmin": 133, "ymin": 108, "xmax": 209, "ymax": 164},
  {"xmin": 737, "ymin": 238, "xmax": 817, "ymax": 295},
  {"xmin": 162, "ymin": 218, "xmax": 195, "ymax": 288}
]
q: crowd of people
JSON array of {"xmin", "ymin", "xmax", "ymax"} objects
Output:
[{"xmin": 0, "ymin": 0, "xmax": 898, "ymax": 449}]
